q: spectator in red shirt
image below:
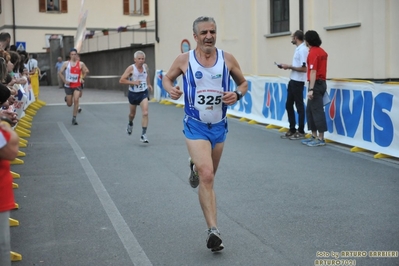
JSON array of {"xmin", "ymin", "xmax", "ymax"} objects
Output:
[
  {"xmin": 301, "ymin": 30, "xmax": 328, "ymax": 147},
  {"xmin": 0, "ymin": 82, "xmax": 19, "ymax": 266}
]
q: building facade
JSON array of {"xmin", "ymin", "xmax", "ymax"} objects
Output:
[
  {"xmin": 1, "ymin": 0, "xmax": 397, "ymax": 81},
  {"xmin": 155, "ymin": 0, "xmax": 399, "ymax": 81},
  {"xmin": 0, "ymin": 0, "xmax": 154, "ymax": 53}
]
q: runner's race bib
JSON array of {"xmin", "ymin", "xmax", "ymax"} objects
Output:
[
  {"xmin": 66, "ymin": 73, "xmax": 79, "ymax": 83},
  {"xmin": 130, "ymin": 81, "xmax": 147, "ymax": 92},
  {"xmin": 194, "ymin": 87, "xmax": 223, "ymax": 123}
]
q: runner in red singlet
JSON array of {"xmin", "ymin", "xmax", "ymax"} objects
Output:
[{"xmin": 58, "ymin": 48, "xmax": 89, "ymax": 125}]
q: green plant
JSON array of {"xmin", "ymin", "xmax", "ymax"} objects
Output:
[
  {"xmin": 102, "ymin": 28, "xmax": 109, "ymax": 32},
  {"xmin": 139, "ymin": 20, "xmax": 146, "ymax": 24}
]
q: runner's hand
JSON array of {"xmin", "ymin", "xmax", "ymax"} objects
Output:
[
  {"xmin": 222, "ymin": 91, "xmax": 238, "ymax": 105},
  {"xmin": 170, "ymin": 86, "xmax": 183, "ymax": 100}
]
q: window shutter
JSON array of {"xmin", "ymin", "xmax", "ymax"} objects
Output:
[
  {"xmin": 123, "ymin": 0, "xmax": 129, "ymax": 15},
  {"xmin": 143, "ymin": 0, "xmax": 149, "ymax": 15},
  {"xmin": 61, "ymin": 0, "xmax": 68, "ymax": 13},
  {"xmin": 39, "ymin": 0, "xmax": 46, "ymax": 12}
]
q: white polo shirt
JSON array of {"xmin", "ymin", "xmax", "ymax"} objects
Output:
[
  {"xmin": 27, "ymin": 58, "xmax": 38, "ymax": 72},
  {"xmin": 290, "ymin": 42, "xmax": 308, "ymax": 82}
]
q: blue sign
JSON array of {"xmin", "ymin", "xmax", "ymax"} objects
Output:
[{"xmin": 16, "ymin": 42, "xmax": 26, "ymax": 51}]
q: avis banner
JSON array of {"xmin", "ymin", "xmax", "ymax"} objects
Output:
[{"xmin": 154, "ymin": 71, "xmax": 399, "ymax": 158}]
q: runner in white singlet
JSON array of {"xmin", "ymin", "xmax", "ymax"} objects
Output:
[
  {"xmin": 119, "ymin": 51, "xmax": 153, "ymax": 143},
  {"xmin": 162, "ymin": 16, "xmax": 248, "ymax": 252}
]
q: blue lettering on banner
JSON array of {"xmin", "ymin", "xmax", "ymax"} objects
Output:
[
  {"xmin": 326, "ymin": 88, "xmax": 394, "ymax": 147},
  {"xmin": 262, "ymin": 82, "xmax": 286, "ymax": 120},
  {"xmin": 229, "ymin": 79, "xmax": 252, "ymax": 113},
  {"xmin": 373, "ymin": 92, "xmax": 394, "ymax": 147}
]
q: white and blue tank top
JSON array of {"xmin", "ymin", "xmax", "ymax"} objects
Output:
[
  {"xmin": 128, "ymin": 64, "xmax": 148, "ymax": 93},
  {"xmin": 183, "ymin": 49, "xmax": 230, "ymax": 123}
]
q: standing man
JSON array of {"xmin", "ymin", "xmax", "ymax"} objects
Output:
[
  {"xmin": 301, "ymin": 30, "xmax": 328, "ymax": 147},
  {"xmin": 162, "ymin": 16, "xmax": 248, "ymax": 252},
  {"xmin": 119, "ymin": 51, "xmax": 153, "ymax": 143},
  {"xmin": 0, "ymin": 84, "xmax": 19, "ymax": 266},
  {"xmin": 58, "ymin": 48, "xmax": 89, "ymax": 125},
  {"xmin": 27, "ymin": 53, "xmax": 38, "ymax": 75},
  {"xmin": 55, "ymin": 56, "xmax": 64, "ymax": 88},
  {"xmin": 278, "ymin": 30, "xmax": 308, "ymax": 140}
]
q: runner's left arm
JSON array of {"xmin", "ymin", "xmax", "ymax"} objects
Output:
[
  {"xmin": 80, "ymin": 62, "xmax": 89, "ymax": 78},
  {"xmin": 222, "ymin": 52, "xmax": 248, "ymax": 105},
  {"xmin": 145, "ymin": 64, "xmax": 153, "ymax": 92}
]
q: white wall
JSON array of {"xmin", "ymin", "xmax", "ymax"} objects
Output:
[{"xmin": 155, "ymin": 0, "xmax": 398, "ymax": 80}]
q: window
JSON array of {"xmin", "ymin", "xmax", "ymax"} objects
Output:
[
  {"xmin": 123, "ymin": 0, "xmax": 149, "ymax": 15},
  {"xmin": 45, "ymin": 34, "xmax": 63, "ymax": 48},
  {"xmin": 270, "ymin": 0, "xmax": 289, "ymax": 33},
  {"xmin": 130, "ymin": 0, "xmax": 141, "ymax": 14},
  {"xmin": 39, "ymin": 0, "xmax": 68, "ymax": 13}
]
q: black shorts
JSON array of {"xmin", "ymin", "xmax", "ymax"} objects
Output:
[
  {"xmin": 128, "ymin": 90, "xmax": 148, "ymax": 105},
  {"xmin": 64, "ymin": 86, "xmax": 82, "ymax": 95}
]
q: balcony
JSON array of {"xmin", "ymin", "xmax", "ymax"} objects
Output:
[{"xmin": 81, "ymin": 21, "xmax": 156, "ymax": 53}]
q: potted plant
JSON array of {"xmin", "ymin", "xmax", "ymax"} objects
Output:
[
  {"xmin": 117, "ymin": 26, "xmax": 128, "ymax": 32},
  {"xmin": 140, "ymin": 20, "xmax": 147, "ymax": 28},
  {"xmin": 102, "ymin": 29, "xmax": 109, "ymax": 35},
  {"xmin": 85, "ymin": 30, "xmax": 95, "ymax": 39}
]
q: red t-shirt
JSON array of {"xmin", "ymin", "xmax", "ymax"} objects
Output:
[
  {"xmin": 307, "ymin": 46, "xmax": 328, "ymax": 81},
  {"xmin": 66, "ymin": 60, "xmax": 82, "ymax": 89},
  {"xmin": 0, "ymin": 128, "xmax": 15, "ymax": 212}
]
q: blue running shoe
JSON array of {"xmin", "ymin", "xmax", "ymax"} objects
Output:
[
  {"xmin": 307, "ymin": 139, "xmax": 326, "ymax": 147},
  {"xmin": 301, "ymin": 136, "xmax": 315, "ymax": 145}
]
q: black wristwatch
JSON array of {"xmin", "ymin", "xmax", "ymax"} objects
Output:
[{"xmin": 234, "ymin": 90, "xmax": 243, "ymax": 101}]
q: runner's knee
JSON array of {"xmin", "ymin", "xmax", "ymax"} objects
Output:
[{"xmin": 198, "ymin": 167, "xmax": 214, "ymax": 184}]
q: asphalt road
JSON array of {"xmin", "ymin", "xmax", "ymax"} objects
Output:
[{"xmin": 9, "ymin": 86, "xmax": 399, "ymax": 266}]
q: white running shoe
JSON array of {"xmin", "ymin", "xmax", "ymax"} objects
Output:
[
  {"xmin": 140, "ymin": 134, "xmax": 149, "ymax": 143},
  {"xmin": 126, "ymin": 124, "xmax": 133, "ymax": 135},
  {"xmin": 188, "ymin": 158, "xmax": 199, "ymax": 188},
  {"xmin": 206, "ymin": 227, "xmax": 223, "ymax": 252}
]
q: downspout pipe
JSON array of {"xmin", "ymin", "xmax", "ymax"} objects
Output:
[
  {"xmin": 299, "ymin": 0, "xmax": 304, "ymax": 31},
  {"xmin": 12, "ymin": 0, "xmax": 16, "ymax": 45},
  {"xmin": 155, "ymin": 0, "xmax": 159, "ymax": 43}
]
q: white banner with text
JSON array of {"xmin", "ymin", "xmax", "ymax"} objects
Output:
[{"xmin": 154, "ymin": 70, "xmax": 399, "ymax": 158}]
